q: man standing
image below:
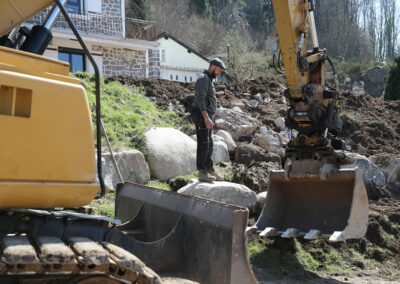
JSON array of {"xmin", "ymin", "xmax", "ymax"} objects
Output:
[{"xmin": 192, "ymin": 58, "xmax": 226, "ymax": 182}]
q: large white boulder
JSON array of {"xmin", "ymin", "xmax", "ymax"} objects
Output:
[
  {"xmin": 369, "ymin": 155, "xmax": 400, "ymax": 185},
  {"xmin": 214, "ymin": 130, "xmax": 237, "ymax": 153},
  {"xmin": 342, "ymin": 152, "xmax": 386, "ymax": 186},
  {"xmin": 178, "ymin": 181, "xmax": 257, "ymax": 211},
  {"xmin": 102, "ymin": 150, "xmax": 150, "ymax": 189},
  {"xmin": 145, "ymin": 128, "xmax": 196, "ymax": 181},
  {"xmin": 214, "ymin": 107, "xmax": 260, "ymax": 141},
  {"xmin": 212, "ymin": 140, "xmax": 230, "ymax": 163}
]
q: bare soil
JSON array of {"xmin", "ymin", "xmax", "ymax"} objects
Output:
[{"xmin": 106, "ymin": 76, "xmax": 400, "ymax": 283}]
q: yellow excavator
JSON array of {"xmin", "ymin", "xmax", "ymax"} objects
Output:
[
  {"xmin": 248, "ymin": 0, "xmax": 369, "ymax": 242},
  {"xmin": 0, "ymin": 0, "xmax": 368, "ymax": 283}
]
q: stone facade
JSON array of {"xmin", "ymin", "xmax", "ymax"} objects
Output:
[
  {"xmin": 102, "ymin": 0, "xmax": 122, "ymax": 18},
  {"xmin": 149, "ymin": 49, "xmax": 160, "ymax": 78},
  {"xmin": 26, "ymin": 0, "xmax": 160, "ymax": 79},
  {"xmin": 92, "ymin": 45, "xmax": 146, "ymax": 77}
]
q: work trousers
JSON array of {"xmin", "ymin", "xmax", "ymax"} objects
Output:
[{"xmin": 191, "ymin": 109, "xmax": 214, "ymax": 172}]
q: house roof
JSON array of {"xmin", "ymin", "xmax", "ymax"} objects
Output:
[{"xmin": 157, "ymin": 32, "xmax": 210, "ymax": 63}]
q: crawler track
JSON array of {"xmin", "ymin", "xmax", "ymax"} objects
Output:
[{"xmin": 0, "ymin": 210, "xmax": 161, "ymax": 284}]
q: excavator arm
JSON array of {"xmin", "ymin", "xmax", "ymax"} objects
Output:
[{"xmin": 249, "ymin": 0, "xmax": 369, "ymax": 242}]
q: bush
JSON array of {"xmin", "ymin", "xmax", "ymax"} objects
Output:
[{"xmin": 384, "ymin": 56, "xmax": 400, "ymax": 101}]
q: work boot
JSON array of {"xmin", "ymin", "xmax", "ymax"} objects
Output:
[
  {"xmin": 209, "ymin": 171, "xmax": 224, "ymax": 181},
  {"xmin": 198, "ymin": 170, "xmax": 216, "ymax": 182}
]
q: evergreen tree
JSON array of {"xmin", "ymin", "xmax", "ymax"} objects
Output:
[{"xmin": 384, "ymin": 55, "xmax": 400, "ymax": 100}]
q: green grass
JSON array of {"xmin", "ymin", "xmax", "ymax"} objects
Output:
[
  {"xmin": 89, "ymin": 190, "xmax": 116, "ymax": 217},
  {"xmin": 145, "ymin": 180, "xmax": 172, "ymax": 191},
  {"xmin": 73, "ymin": 72, "xmax": 190, "ymax": 153}
]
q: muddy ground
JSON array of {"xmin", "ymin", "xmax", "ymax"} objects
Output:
[{"xmin": 107, "ymin": 76, "xmax": 400, "ymax": 283}]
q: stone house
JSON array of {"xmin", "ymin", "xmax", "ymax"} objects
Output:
[{"xmin": 27, "ymin": 0, "xmax": 160, "ymax": 78}]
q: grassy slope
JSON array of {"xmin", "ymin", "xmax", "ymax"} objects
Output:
[{"xmin": 74, "ymin": 72, "xmax": 190, "ymax": 153}]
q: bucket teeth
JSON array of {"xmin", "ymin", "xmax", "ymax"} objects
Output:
[
  {"xmin": 329, "ymin": 231, "xmax": 344, "ymax": 242},
  {"xmin": 245, "ymin": 226, "xmax": 260, "ymax": 236},
  {"xmin": 304, "ymin": 230, "xmax": 321, "ymax": 240},
  {"xmin": 260, "ymin": 227, "xmax": 279, "ymax": 238},
  {"xmin": 281, "ymin": 228, "xmax": 298, "ymax": 238}
]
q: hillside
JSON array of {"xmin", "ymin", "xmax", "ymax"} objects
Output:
[{"xmin": 102, "ymin": 75, "xmax": 400, "ymax": 283}]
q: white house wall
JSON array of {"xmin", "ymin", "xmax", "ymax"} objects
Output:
[{"xmin": 158, "ymin": 37, "xmax": 209, "ymax": 82}]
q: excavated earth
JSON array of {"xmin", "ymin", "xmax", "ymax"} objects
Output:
[{"xmin": 107, "ymin": 76, "xmax": 400, "ymax": 283}]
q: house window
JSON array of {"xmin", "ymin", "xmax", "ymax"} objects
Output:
[
  {"xmin": 176, "ymin": 75, "xmax": 178, "ymax": 81},
  {"xmin": 58, "ymin": 48, "xmax": 85, "ymax": 73},
  {"xmin": 161, "ymin": 49, "xmax": 166, "ymax": 63},
  {"xmin": 170, "ymin": 75, "xmax": 173, "ymax": 80},
  {"xmin": 185, "ymin": 76, "xmax": 187, "ymax": 82},
  {"xmin": 190, "ymin": 77, "xmax": 193, "ymax": 82},
  {"xmin": 66, "ymin": 0, "xmax": 81, "ymax": 14}
]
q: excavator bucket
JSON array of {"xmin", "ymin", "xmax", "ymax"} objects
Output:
[
  {"xmin": 249, "ymin": 168, "xmax": 368, "ymax": 241},
  {"xmin": 112, "ymin": 182, "xmax": 258, "ymax": 284}
]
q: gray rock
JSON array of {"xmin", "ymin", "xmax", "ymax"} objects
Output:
[
  {"xmin": 102, "ymin": 150, "xmax": 150, "ymax": 189},
  {"xmin": 178, "ymin": 181, "xmax": 257, "ymax": 211},
  {"xmin": 214, "ymin": 130, "xmax": 237, "ymax": 153},
  {"xmin": 342, "ymin": 152, "xmax": 386, "ymax": 186},
  {"xmin": 254, "ymin": 126, "xmax": 289, "ymax": 154},
  {"xmin": 145, "ymin": 128, "xmax": 196, "ymax": 181},
  {"xmin": 369, "ymin": 155, "xmax": 400, "ymax": 185},
  {"xmin": 274, "ymin": 117, "xmax": 287, "ymax": 131},
  {"xmin": 214, "ymin": 107, "xmax": 261, "ymax": 141},
  {"xmin": 234, "ymin": 143, "xmax": 281, "ymax": 165},
  {"xmin": 362, "ymin": 67, "xmax": 389, "ymax": 98},
  {"xmin": 253, "ymin": 93, "xmax": 264, "ymax": 102}
]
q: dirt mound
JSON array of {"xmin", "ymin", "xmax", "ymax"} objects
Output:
[
  {"xmin": 107, "ymin": 76, "xmax": 399, "ymax": 156},
  {"xmin": 339, "ymin": 92, "xmax": 400, "ymax": 155}
]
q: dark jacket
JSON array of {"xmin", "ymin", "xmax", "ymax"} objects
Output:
[{"xmin": 193, "ymin": 71, "xmax": 216, "ymax": 114}]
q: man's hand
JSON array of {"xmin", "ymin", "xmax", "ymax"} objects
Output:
[
  {"xmin": 201, "ymin": 111, "xmax": 214, "ymax": 129},
  {"xmin": 204, "ymin": 117, "xmax": 214, "ymax": 129}
]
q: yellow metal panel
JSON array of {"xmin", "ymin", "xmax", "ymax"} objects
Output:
[
  {"xmin": 0, "ymin": 182, "xmax": 99, "ymax": 208},
  {"xmin": 0, "ymin": 0, "xmax": 54, "ymax": 37},
  {"xmin": 0, "ymin": 70, "xmax": 96, "ymax": 182},
  {"xmin": 0, "ymin": 46, "xmax": 70, "ymax": 77}
]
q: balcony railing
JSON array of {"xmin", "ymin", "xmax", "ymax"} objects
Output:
[{"xmin": 28, "ymin": 10, "xmax": 157, "ymax": 41}]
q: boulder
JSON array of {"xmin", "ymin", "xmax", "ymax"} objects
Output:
[
  {"xmin": 254, "ymin": 126, "xmax": 288, "ymax": 154},
  {"xmin": 214, "ymin": 130, "xmax": 237, "ymax": 153},
  {"xmin": 214, "ymin": 107, "xmax": 260, "ymax": 141},
  {"xmin": 212, "ymin": 140, "xmax": 230, "ymax": 163},
  {"xmin": 369, "ymin": 156, "xmax": 400, "ymax": 185},
  {"xmin": 102, "ymin": 150, "xmax": 150, "ymax": 189},
  {"xmin": 145, "ymin": 128, "xmax": 196, "ymax": 181},
  {"xmin": 234, "ymin": 143, "xmax": 281, "ymax": 165},
  {"xmin": 362, "ymin": 67, "xmax": 389, "ymax": 98},
  {"xmin": 178, "ymin": 181, "xmax": 257, "ymax": 211},
  {"xmin": 342, "ymin": 152, "xmax": 386, "ymax": 186}
]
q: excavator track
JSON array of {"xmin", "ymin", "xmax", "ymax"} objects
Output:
[
  {"xmin": 0, "ymin": 210, "xmax": 162, "ymax": 284},
  {"xmin": 0, "ymin": 235, "xmax": 161, "ymax": 284}
]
